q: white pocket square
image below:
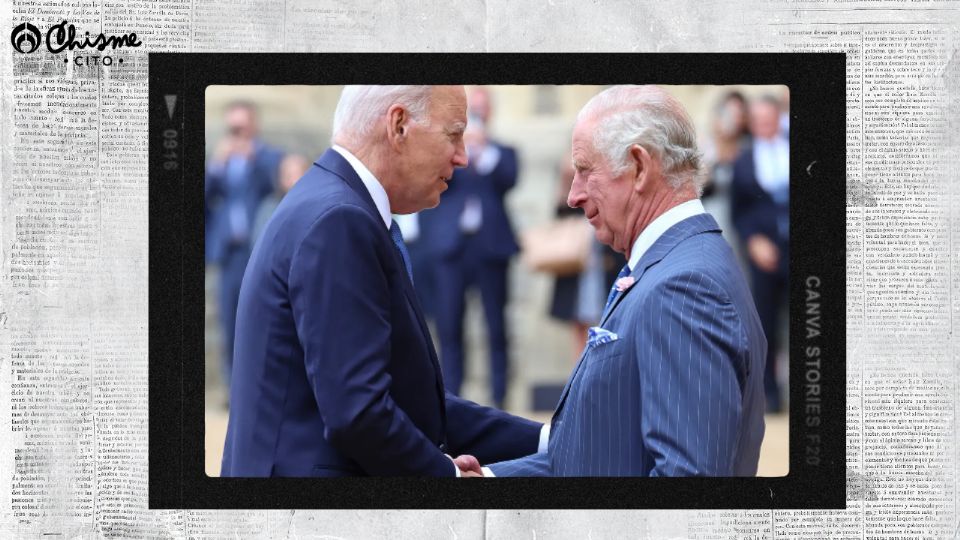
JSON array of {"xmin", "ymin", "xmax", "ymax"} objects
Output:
[{"xmin": 587, "ymin": 327, "xmax": 619, "ymax": 349}]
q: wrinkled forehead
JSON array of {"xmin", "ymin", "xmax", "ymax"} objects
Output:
[{"xmin": 571, "ymin": 113, "xmax": 602, "ymax": 150}]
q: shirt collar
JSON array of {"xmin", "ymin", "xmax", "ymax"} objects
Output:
[
  {"xmin": 332, "ymin": 145, "xmax": 392, "ymax": 230},
  {"xmin": 626, "ymin": 199, "xmax": 705, "ymax": 271}
]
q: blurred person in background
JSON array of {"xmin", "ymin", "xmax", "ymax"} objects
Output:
[
  {"xmin": 253, "ymin": 153, "xmax": 310, "ymax": 243},
  {"xmin": 205, "ymin": 100, "xmax": 283, "ymax": 392},
  {"xmin": 700, "ymin": 91, "xmax": 751, "ymax": 249},
  {"xmin": 420, "ymin": 87, "xmax": 520, "ymax": 409},
  {"xmin": 779, "ymin": 87, "xmax": 790, "ymax": 135},
  {"xmin": 731, "ymin": 95, "xmax": 789, "ymax": 413},
  {"xmin": 549, "ymin": 153, "xmax": 626, "ymax": 357}
]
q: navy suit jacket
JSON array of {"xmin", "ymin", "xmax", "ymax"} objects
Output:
[
  {"xmin": 419, "ymin": 142, "xmax": 519, "ymax": 260},
  {"xmin": 204, "ymin": 141, "xmax": 283, "ymax": 264},
  {"xmin": 489, "ymin": 214, "xmax": 766, "ymax": 476},
  {"xmin": 221, "ymin": 149, "xmax": 541, "ymax": 477}
]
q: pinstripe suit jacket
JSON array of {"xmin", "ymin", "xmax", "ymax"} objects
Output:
[{"xmin": 490, "ymin": 213, "xmax": 766, "ymax": 476}]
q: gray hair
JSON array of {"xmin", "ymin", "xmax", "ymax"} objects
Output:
[
  {"xmin": 331, "ymin": 86, "xmax": 434, "ymax": 145},
  {"xmin": 578, "ymin": 85, "xmax": 705, "ymax": 194}
]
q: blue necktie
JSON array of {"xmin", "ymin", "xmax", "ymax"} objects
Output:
[
  {"xmin": 603, "ymin": 264, "xmax": 632, "ymax": 312},
  {"xmin": 389, "ymin": 220, "xmax": 414, "ymax": 284}
]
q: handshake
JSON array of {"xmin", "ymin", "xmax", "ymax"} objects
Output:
[{"xmin": 450, "ymin": 454, "xmax": 486, "ymax": 478}]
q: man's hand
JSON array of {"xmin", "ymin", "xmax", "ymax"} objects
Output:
[
  {"xmin": 747, "ymin": 234, "xmax": 779, "ymax": 273},
  {"xmin": 453, "ymin": 454, "xmax": 483, "ymax": 476}
]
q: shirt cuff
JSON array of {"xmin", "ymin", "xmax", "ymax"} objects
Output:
[
  {"xmin": 481, "ymin": 466, "xmax": 495, "ymax": 477},
  {"xmin": 538, "ymin": 424, "xmax": 551, "ymax": 453},
  {"xmin": 447, "ymin": 455, "xmax": 461, "ymax": 477}
]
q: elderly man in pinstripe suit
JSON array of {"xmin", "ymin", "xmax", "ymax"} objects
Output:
[{"xmin": 476, "ymin": 86, "xmax": 767, "ymax": 477}]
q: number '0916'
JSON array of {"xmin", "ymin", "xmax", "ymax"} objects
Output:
[{"xmin": 163, "ymin": 128, "xmax": 178, "ymax": 170}]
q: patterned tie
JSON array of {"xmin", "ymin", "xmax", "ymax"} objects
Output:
[
  {"xmin": 389, "ymin": 220, "xmax": 414, "ymax": 284},
  {"xmin": 603, "ymin": 264, "xmax": 632, "ymax": 312}
]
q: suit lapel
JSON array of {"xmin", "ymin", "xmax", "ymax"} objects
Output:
[
  {"xmin": 599, "ymin": 213, "xmax": 722, "ymax": 327},
  {"xmin": 552, "ymin": 213, "xmax": 723, "ymax": 417},
  {"xmin": 400, "ymin": 274, "xmax": 448, "ymax": 408},
  {"xmin": 316, "ymin": 149, "xmax": 449, "ymax": 426},
  {"xmin": 553, "ymin": 347, "xmax": 589, "ymax": 417}
]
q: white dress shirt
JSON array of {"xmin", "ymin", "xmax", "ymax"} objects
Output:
[
  {"xmin": 752, "ymin": 138, "xmax": 790, "ymax": 196},
  {"xmin": 627, "ymin": 199, "xmax": 705, "ymax": 271},
  {"xmin": 332, "ymin": 145, "xmax": 392, "ymax": 230}
]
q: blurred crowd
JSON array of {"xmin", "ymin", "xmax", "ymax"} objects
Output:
[
  {"xmin": 702, "ymin": 90, "xmax": 790, "ymax": 413},
  {"xmin": 206, "ymin": 86, "xmax": 790, "ymax": 414},
  {"xmin": 204, "ymin": 101, "xmax": 310, "ymax": 395}
]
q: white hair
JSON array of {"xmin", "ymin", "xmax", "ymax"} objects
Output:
[
  {"xmin": 331, "ymin": 86, "xmax": 434, "ymax": 145},
  {"xmin": 578, "ymin": 85, "xmax": 705, "ymax": 194}
]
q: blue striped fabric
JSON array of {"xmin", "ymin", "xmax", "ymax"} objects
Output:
[{"xmin": 489, "ymin": 213, "xmax": 767, "ymax": 477}]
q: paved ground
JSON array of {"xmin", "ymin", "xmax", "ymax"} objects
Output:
[{"xmin": 205, "ymin": 405, "xmax": 788, "ymax": 477}]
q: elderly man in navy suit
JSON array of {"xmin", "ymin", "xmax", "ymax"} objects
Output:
[
  {"xmin": 483, "ymin": 86, "xmax": 767, "ymax": 477},
  {"xmin": 221, "ymin": 86, "xmax": 546, "ymax": 477}
]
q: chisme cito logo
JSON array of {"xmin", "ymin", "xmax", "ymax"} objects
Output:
[{"xmin": 11, "ymin": 20, "xmax": 141, "ymax": 66}]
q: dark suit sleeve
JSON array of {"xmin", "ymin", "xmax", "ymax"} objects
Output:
[
  {"xmin": 634, "ymin": 270, "xmax": 749, "ymax": 477},
  {"xmin": 444, "ymin": 393, "xmax": 541, "ymax": 463},
  {"xmin": 489, "ymin": 146, "xmax": 518, "ymax": 195},
  {"xmin": 205, "ymin": 159, "xmax": 226, "ymax": 200},
  {"xmin": 251, "ymin": 146, "xmax": 282, "ymax": 198},
  {"xmin": 730, "ymin": 150, "xmax": 769, "ymax": 243},
  {"xmin": 289, "ymin": 205, "xmax": 456, "ymax": 477}
]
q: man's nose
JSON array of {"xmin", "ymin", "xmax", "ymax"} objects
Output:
[
  {"xmin": 453, "ymin": 140, "xmax": 468, "ymax": 168},
  {"xmin": 567, "ymin": 173, "xmax": 586, "ymax": 208}
]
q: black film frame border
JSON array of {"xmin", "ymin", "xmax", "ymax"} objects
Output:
[{"xmin": 149, "ymin": 52, "xmax": 846, "ymax": 509}]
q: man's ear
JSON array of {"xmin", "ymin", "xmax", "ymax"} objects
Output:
[
  {"xmin": 629, "ymin": 144, "xmax": 651, "ymax": 193},
  {"xmin": 386, "ymin": 104, "xmax": 408, "ymax": 150}
]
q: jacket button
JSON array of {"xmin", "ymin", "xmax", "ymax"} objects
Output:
[{"xmin": 439, "ymin": 443, "xmax": 447, "ymax": 453}]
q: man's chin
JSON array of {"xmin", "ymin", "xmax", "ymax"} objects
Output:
[
  {"xmin": 593, "ymin": 229, "xmax": 615, "ymax": 249},
  {"xmin": 422, "ymin": 193, "xmax": 442, "ymax": 210}
]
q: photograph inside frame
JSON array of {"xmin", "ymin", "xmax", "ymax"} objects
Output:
[
  {"xmin": 149, "ymin": 52, "xmax": 845, "ymax": 509},
  {"xmin": 202, "ymin": 84, "xmax": 790, "ymax": 479}
]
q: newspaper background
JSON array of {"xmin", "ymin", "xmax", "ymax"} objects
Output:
[{"xmin": 0, "ymin": 0, "xmax": 956, "ymax": 538}]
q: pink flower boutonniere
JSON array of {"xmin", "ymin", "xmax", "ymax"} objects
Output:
[{"xmin": 614, "ymin": 276, "xmax": 635, "ymax": 292}]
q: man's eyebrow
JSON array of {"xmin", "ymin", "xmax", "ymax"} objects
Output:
[{"xmin": 448, "ymin": 121, "xmax": 467, "ymax": 133}]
